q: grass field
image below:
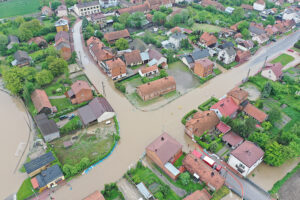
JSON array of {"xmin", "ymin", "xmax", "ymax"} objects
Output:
[
  {"xmin": 17, "ymin": 178, "xmax": 35, "ymax": 200},
  {"xmin": 192, "ymin": 23, "xmax": 222, "ymax": 33},
  {"xmin": 0, "ymin": 0, "xmax": 40, "ymax": 18},
  {"xmin": 271, "ymin": 53, "xmax": 295, "ymax": 66}
]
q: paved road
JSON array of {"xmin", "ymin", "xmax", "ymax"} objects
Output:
[{"xmin": 48, "ymin": 20, "xmax": 300, "ymax": 200}]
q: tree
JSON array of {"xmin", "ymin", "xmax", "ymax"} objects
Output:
[
  {"xmin": 232, "ymin": 7, "xmax": 244, "ymax": 22},
  {"xmin": 127, "ymin": 12, "xmax": 145, "ymax": 28},
  {"xmin": 262, "ymin": 121, "xmax": 272, "ymax": 131},
  {"xmin": 15, "ymin": 16, "xmax": 25, "ymax": 26},
  {"xmin": 153, "ymin": 11, "xmax": 167, "ymax": 25},
  {"xmin": 248, "ymin": 132, "xmax": 270, "ymax": 150},
  {"xmin": 2, "ymin": 67, "xmax": 24, "ymax": 95},
  {"xmin": 209, "ymin": 142, "xmax": 218, "ymax": 153},
  {"xmin": 237, "ymin": 21, "xmax": 250, "ymax": 31},
  {"xmin": 115, "ymin": 38, "xmax": 129, "ymax": 50},
  {"xmin": 21, "ymin": 67, "xmax": 36, "ymax": 82},
  {"xmin": 262, "ymin": 82, "xmax": 272, "ymax": 98},
  {"xmin": 35, "ymin": 70, "xmax": 54, "ymax": 86},
  {"xmin": 51, "ymin": 1, "xmax": 62, "ymax": 10},
  {"xmin": 268, "ymin": 107, "xmax": 281, "ymax": 123},
  {"xmin": 63, "ymin": 164, "xmax": 72, "ymax": 177},
  {"xmin": 241, "ymin": 29, "xmax": 250, "ymax": 39},
  {"xmin": 65, "ymin": 0, "xmax": 77, "ymax": 7},
  {"xmin": 118, "ymin": 13, "xmax": 130, "ymax": 25},
  {"xmin": 187, "ymin": 18, "xmax": 194, "ymax": 27},
  {"xmin": 113, "ymin": 22, "xmax": 125, "ymax": 31},
  {"xmin": 180, "ymin": 39, "xmax": 192, "ymax": 50},
  {"xmin": 82, "ymin": 17, "xmax": 89, "ymax": 29},
  {"xmin": 264, "ymin": 142, "xmax": 287, "ymax": 166},
  {"xmin": 160, "ymin": 185, "xmax": 170, "ymax": 196},
  {"xmin": 18, "ymin": 26, "xmax": 33, "ymax": 41},
  {"xmin": 290, "ymin": 122, "xmax": 300, "ymax": 137},
  {"xmin": 0, "ymin": 34, "xmax": 8, "ymax": 47},
  {"xmin": 48, "ymin": 58, "xmax": 68, "ymax": 76},
  {"xmin": 179, "ymin": 172, "xmax": 190, "ymax": 186}
]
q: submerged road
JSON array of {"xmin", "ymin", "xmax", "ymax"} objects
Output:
[{"xmin": 49, "ymin": 21, "xmax": 300, "ymax": 200}]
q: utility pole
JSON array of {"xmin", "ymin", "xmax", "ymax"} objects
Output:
[
  {"xmin": 262, "ymin": 55, "xmax": 268, "ymax": 69},
  {"xmin": 102, "ymin": 81, "xmax": 106, "ymax": 97}
]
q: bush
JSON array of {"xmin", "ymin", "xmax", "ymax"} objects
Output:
[
  {"xmin": 115, "ymin": 82, "xmax": 126, "ymax": 93},
  {"xmin": 294, "ymin": 40, "xmax": 300, "ymax": 49},
  {"xmin": 181, "ymin": 109, "xmax": 198, "ymax": 125},
  {"xmin": 198, "ymin": 97, "xmax": 218, "ymax": 110},
  {"xmin": 59, "ymin": 116, "xmax": 82, "ymax": 134}
]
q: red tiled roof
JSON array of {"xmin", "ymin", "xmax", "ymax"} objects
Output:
[
  {"xmin": 28, "ymin": 37, "xmax": 47, "ymax": 45},
  {"xmin": 104, "ymin": 29, "xmax": 130, "ymax": 42},
  {"xmin": 87, "ymin": 36, "xmax": 102, "ymax": 47},
  {"xmin": 201, "ymin": 0, "xmax": 225, "ymax": 11},
  {"xmin": 91, "ymin": 42, "xmax": 114, "ymax": 62},
  {"xmin": 263, "ymin": 62, "xmax": 283, "ymax": 79},
  {"xmin": 192, "ymin": 150, "xmax": 203, "ymax": 159},
  {"xmin": 31, "ymin": 89, "xmax": 52, "ymax": 113},
  {"xmin": 216, "ymin": 121, "xmax": 231, "ymax": 134},
  {"xmin": 241, "ymin": 4, "xmax": 253, "ymax": 10},
  {"xmin": 118, "ymin": 4, "xmax": 149, "ymax": 14},
  {"xmin": 124, "ymin": 50, "xmax": 142, "ymax": 66},
  {"xmin": 255, "ymin": 0, "xmax": 265, "ymax": 5},
  {"xmin": 227, "ymin": 87, "xmax": 248, "ymax": 103},
  {"xmin": 210, "ymin": 97, "xmax": 239, "ymax": 117},
  {"xmin": 183, "ymin": 153, "xmax": 225, "ymax": 190},
  {"xmin": 83, "ymin": 191, "xmax": 105, "ymax": 200},
  {"xmin": 106, "ymin": 58, "xmax": 126, "ymax": 78},
  {"xmin": 140, "ymin": 64, "xmax": 158, "ymax": 74},
  {"xmin": 31, "ymin": 177, "xmax": 39, "ymax": 189},
  {"xmin": 195, "ymin": 58, "xmax": 214, "ymax": 69},
  {"xmin": 171, "ymin": 26, "xmax": 182, "ymax": 33},
  {"xmin": 183, "ymin": 189, "xmax": 212, "ymax": 200},
  {"xmin": 183, "ymin": 28, "xmax": 193, "ymax": 34},
  {"xmin": 243, "ymin": 103, "xmax": 268, "ymax": 123},
  {"xmin": 146, "ymin": 132, "xmax": 182, "ymax": 165},
  {"xmin": 231, "ymin": 141, "xmax": 264, "ymax": 168},
  {"xmin": 222, "ymin": 131, "xmax": 243, "ymax": 147},
  {"xmin": 200, "ymin": 32, "xmax": 217, "ymax": 47},
  {"xmin": 70, "ymin": 80, "xmax": 91, "ymax": 95}
]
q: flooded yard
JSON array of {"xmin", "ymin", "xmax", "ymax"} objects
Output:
[
  {"xmin": 241, "ymin": 83, "xmax": 261, "ymax": 101},
  {"xmin": 279, "ymin": 168, "xmax": 300, "ymax": 200}
]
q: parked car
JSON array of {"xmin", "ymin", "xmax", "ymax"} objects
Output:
[
  {"xmin": 213, "ymin": 164, "xmax": 222, "ymax": 172},
  {"xmin": 288, "ymin": 49, "xmax": 294, "ymax": 52},
  {"xmin": 59, "ymin": 115, "xmax": 68, "ymax": 120},
  {"xmin": 69, "ymin": 114, "xmax": 75, "ymax": 120}
]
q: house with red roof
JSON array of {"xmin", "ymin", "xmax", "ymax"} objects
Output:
[
  {"xmin": 31, "ymin": 89, "xmax": 55, "ymax": 115},
  {"xmin": 199, "ymin": 32, "xmax": 217, "ymax": 48},
  {"xmin": 106, "ymin": 58, "xmax": 127, "ymax": 80},
  {"xmin": 261, "ymin": 62, "xmax": 283, "ymax": 81},
  {"xmin": 183, "ymin": 189, "xmax": 212, "ymax": 200},
  {"xmin": 66, "ymin": 80, "xmax": 93, "ymax": 104},
  {"xmin": 83, "ymin": 191, "xmax": 105, "ymax": 200},
  {"xmin": 222, "ymin": 131, "xmax": 244, "ymax": 149},
  {"xmin": 243, "ymin": 103, "xmax": 268, "ymax": 123},
  {"xmin": 138, "ymin": 65, "xmax": 159, "ymax": 77},
  {"xmin": 104, "ymin": 29, "xmax": 130, "ymax": 44},
  {"xmin": 216, "ymin": 121, "xmax": 231, "ymax": 134},
  {"xmin": 146, "ymin": 133, "xmax": 182, "ymax": 180},
  {"xmin": 228, "ymin": 141, "xmax": 264, "ymax": 176},
  {"xmin": 210, "ymin": 97, "xmax": 239, "ymax": 119}
]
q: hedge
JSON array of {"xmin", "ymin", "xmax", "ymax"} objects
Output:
[
  {"xmin": 59, "ymin": 116, "xmax": 82, "ymax": 135},
  {"xmin": 49, "ymin": 101, "xmax": 88, "ymax": 119},
  {"xmin": 198, "ymin": 97, "xmax": 219, "ymax": 111},
  {"xmin": 181, "ymin": 109, "xmax": 198, "ymax": 125},
  {"xmin": 269, "ymin": 162, "xmax": 300, "ymax": 194}
]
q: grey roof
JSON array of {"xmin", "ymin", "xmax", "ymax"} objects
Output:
[
  {"xmin": 78, "ymin": 97, "xmax": 114, "ymax": 125},
  {"xmin": 35, "ymin": 113, "xmax": 59, "ymax": 136},
  {"xmin": 191, "ymin": 49, "xmax": 210, "ymax": 61},
  {"xmin": 55, "ymin": 31, "xmax": 69, "ymax": 43},
  {"xmin": 184, "ymin": 55, "xmax": 194, "ymax": 64},
  {"xmin": 249, "ymin": 25, "xmax": 265, "ymax": 35},
  {"xmin": 76, "ymin": 1, "xmax": 99, "ymax": 9},
  {"xmin": 24, "ymin": 152, "xmax": 55, "ymax": 174},
  {"xmin": 224, "ymin": 47, "xmax": 236, "ymax": 56},
  {"xmin": 219, "ymin": 41, "xmax": 234, "ymax": 49},
  {"xmin": 55, "ymin": 19, "xmax": 68, "ymax": 27},
  {"xmin": 8, "ymin": 35, "xmax": 19, "ymax": 43},
  {"xmin": 137, "ymin": 182, "xmax": 152, "ymax": 199},
  {"xmin": 36, "ymin": 164, "xmax": 63, "ymax": 188},
  {"xmin": 140, "ymin": 52, "xmax": 149, "ymax": 61},
  {"xmin": 14, "ymin": 50, "xmax": 30, "ymax": 61},
  {"xmin": 170, "ymin": 32, "xmax": 187, "ymax": 40}
]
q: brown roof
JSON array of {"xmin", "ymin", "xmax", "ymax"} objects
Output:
[
  {"xmin": 55, "ymin": 31, "xmax": 69, "ymax": 44},
  {"xmin": 200, "ymin": 32, "xmax": 217, "ymax": 47},
  {"xmin": 231, "ymin": 141, "xmax": 264, "ymax": 168},
  {"xmin": 70, "ymin": 80, "xmax": 91, "ymax": 95},
  {"xmin": 241, "ymin": 4, "xmax": 253, "ymax": 10},
  {"xmin": 183, "ymin": 153, "xmax": 225, "ymax": 190},
  {"xmin": 201, "ymin": 0, "xmax": 225, "ymax": 11},
  {"xmin": 183, "ymin": 189, "xmax": 212, "ymax": 200},
  {"xmin": 141, "ymin": 65, "xmax": 158, "ymax": 74},
  {"xmin": 106, "ymin": 58, "xmax": 126, "ymax": 78},
  {"xmin": 227, "ymin": 87, "xmax": 248, "ymax": 103},
  {"xmin": 137, "ymin": 76, "xmax": 176, "ymax": 97},
  {"xmin": 236, "ymin": 50, "xmax": 251, "ymax": 62},
  {"xmin": 31, "ymin": 89, "xmax": 52, "ymax": 113},
  {"xmin": 146, "ymin": 132, "xmax": 182, "ymax": 165},
  {"xmin": 243, "ymin": 103, "xmax": 268, "ymax": 123},
  {"xmin": 28, "ymin": 37, "xmax": 47, "ymax": 45},
  {"xmin": 91, "ymin": 42, "xmax": 114, "ymax": 62},
  {"xmin": 230, "ymin": 21, "xmax": 243, "ymax": 31},
  {"xmin": 104, "ymin": 29, "xmax": 130, "ymax": 42},
  {"xmin": 83, "ymin": 191, "xmax": 105, "ymax": 200},
  {"xmin": 255, "ymin": 0, "xmax": 265, "ymax": 5},
  {"xmin": 171, "ymin": 26, "xmax": 182, "ymax": 33},
  {"xmin": 186, "ymin": 111, "xmax": 220, "ymax": 137},
  {"xmin": 222, "ymin": 131, "xmax": 244, "ymax": 147},
  {"xmin": 117, "ymin": 4, "xmax": 149, "ymax": 14},
  {"xmin": 194, "ymin": 58, "xmax": 214, "ymax": 69},
  {"xmin": 87, "ymin": 36, "xmax": 102, "ymax": 47},
  {"xmin": 124, "ymin": 50, "xmax": 142, "ymax": 66}
]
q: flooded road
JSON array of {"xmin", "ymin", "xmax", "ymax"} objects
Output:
[{"xmin": 0, "ymin": 91, "xmax": 31, "ymax": 199}]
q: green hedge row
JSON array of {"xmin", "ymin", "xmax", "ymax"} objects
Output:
[
  {"xmin": 50, "ymin": 101, "xmax": 88, "ymax": 119},
  {"xmin": 198, "ymin": 97, "xmax": 219, "ymax": 111},
  {"xmin": 181, "ymin": 109, "xmax": 198, "ymax": 125}
]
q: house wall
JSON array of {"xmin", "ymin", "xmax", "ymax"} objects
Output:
[
  {"xmin": 194, "ymin": 63, "xmax": 213, "ymax": 77},
  {"xmin": 44, "ymin": 131, "xmax": 60, "ymax": 142},
  {"xmin": 97, "ymin": 112, "xmax": 115, "ymax": 123},
  {"xmin": 56, "ymin": 24, "xmax": 69, "ymax": 33},
  {"xmin": 217, "ymin": 50, "xmax": 235, "ymax": 64},
  {"xmin": 137, "ymin": 84, "xmax": 176, "ymax": 101},
  {"xmin": 228, "ymin": 154, "xmax": 263, "ymax": 177},
  {"xmin": 28, "ymin": 165, "xmax": 50, "ymax": 177},
  {"xmin": 253, "ymin": 3, "xmax": 265, "ymax": 11},
  {"xmin": 211, "ymin": 109, "xmax": 223, "ymax": 119},
  {"xmin": 73, "ymin": 89, "xmax": 93, "ymax": 104},
  {"xmin": 46, "ymin": 176, "xmax": 65, "ymax": 188},
  {"xmin": 99, "ymin": 0, "xmax": 118, "ymax": 8},
  {"xmin": 39, "ymin": 107, "xmax": 52, "ymax": 115},
  {"xmin": 56, "ymin": 10, "xmax": 68, "ymax": 17},
  {"xmin": 60, "ymin": 47, "xmax": 72, "ymax": 60},
  {"xmin": 261, "ymin": 69, "xmax": 277, "ymax": 81},
  {"xmin": 112, "ymin": 72, "xmax": 127, "ymax": 80},
  {"xmin": 74, "ymin": 4, "xmax": 101, "ymax": 16}
]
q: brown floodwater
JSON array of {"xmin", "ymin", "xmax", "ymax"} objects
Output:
[{"xmin": 0, "ymin": 91, "xmax": 31, "ymax": 198}]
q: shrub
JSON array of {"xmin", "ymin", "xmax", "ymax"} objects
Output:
[
  {"xmin": 59, "ymin": 116, "xmax": 82, "ymax": 135},
  {"xmin": 115, "ymin": 82, "xmax": 126, "ymax": 93},
  {"xmin": 181, "ymin": 109, "xmax": 198, "ymax": 125}
]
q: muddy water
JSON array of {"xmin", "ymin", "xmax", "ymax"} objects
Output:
[
  {"xmin": 0, "ymin": 91, "xmax": 30, "ymax": 198},
  {"xmin": 39, "ymin": 24, "xmax": 300, "ymax": 200}
]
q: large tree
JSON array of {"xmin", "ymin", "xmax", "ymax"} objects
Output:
[
  {"xmin": 264, "ymin": 141, "xmax": 288, "ymax": 166},
  {"xmin": 115, "ymin": 38, "xmax": 129, "ymax": 50},
  {"xmin": 153, "ymin": 11, "xmax": 167, "ymax": 25},
  {"xmin": 35, "ymin": 70, "xmax": 54, "ymax": 86},
  {"xmin": 48, "ymin": 58, "xmax": 68, "ymax": 76}
]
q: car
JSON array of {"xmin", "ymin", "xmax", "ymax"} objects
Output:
[
  {"xmin": 69, "ymin": 114, "xmax": 75, "ymax": 120},
  {"xmin": 271, "ymin": 38, "xmax": 276, "ymax": 42},
  {"xmin": 59, "ymin": 115, "xmax": 68, "ymax": 120},
  {"xmin": 288, "ymin": 49, "xmax": 294, "ymax": 52}
]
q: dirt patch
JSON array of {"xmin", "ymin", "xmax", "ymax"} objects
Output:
[
  {"xmin": 241, "ymin": 83, "xmax": 261, "ymax": 101},
  {"xmin": 279, "ymin": 169, "xmax": 300, "ymax": 200},
  {"xmin": 117, "ymin": 178, "xmax": 143, "ymax": 200}
]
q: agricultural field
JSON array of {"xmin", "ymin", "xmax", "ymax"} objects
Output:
[
  {"xmin": 192, "ymin": 23, "xmax": 222, "ymax": 33},
  {"xmin": 0, "ymin": 0, "xmax": 40, "ymax": 18}
]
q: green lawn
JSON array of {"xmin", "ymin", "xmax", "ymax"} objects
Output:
[
  {"xmin": 0, "ymin": 0, "xmax": 40, "ymax": 18},
  {"xmin": 126, "ymin": 165, "xmax": 181, "ymax": 200},
  {"xmin": 50, "ymin": 98, "xmax": 73, "ymax": 112},
  {"xmin": 291, "ymin": 47, "xmax": 300, "ymax": 53},
  {"xmin": 271, "ymin": 53, "xmax": 295, "ymax": 66},
  {"xmin": 71, "ymin": 74, "xmax": 91, "ymax": 84},
  {"xmin": 192, "ymin": 23, "xmax": 222, "ymax": 33},
  {"xmin": 211, "ymin": 186, "xmax": 230, "ymax": 200},
  {"xmin": 173, "ymin": 152, "xmax": 186, "ymax": 168},
  {"xmin": 101, "ymin": 183, "xmax": 125, "ymax": 200},
  {"xmin": 44, "ymin": 82, "xmax": 67, "ymax": 96},
  {"xmin": 17, "ymin": 178, "xmax": 35, "ymax": 200}
]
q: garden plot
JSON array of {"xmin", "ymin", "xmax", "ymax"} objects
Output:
[
  {"xmin": 284, "ymin": 66, "xmax": 300, "ymax": 81},
  {"xmin": 241, "ymin": 83, "xmax": 261, "ymax": 101}
]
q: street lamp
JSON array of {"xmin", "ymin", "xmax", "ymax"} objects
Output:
[{"xmin": 31, "ymin": 188, "xmax": 39, "ymax": 200}]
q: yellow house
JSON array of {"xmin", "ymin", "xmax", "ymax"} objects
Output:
[
  {"xmin": 55, "ymin": 18, "xmax": 69, "ymax": 32},
  {"xmin": 31, "ymin": 164, "xmax": 65, "ymax": 192}
]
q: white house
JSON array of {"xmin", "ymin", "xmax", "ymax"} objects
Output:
[
  {"xmin": 283, "ymin": 8, "xmax": 300, "ymax": 24},
  {"xmin": 217, "ymin": 47, "xmax": 236, "ymax": 65},
  {"xmin": 253, "ymin": 0, "xmax": 265, "ymax": 11},
  {"xmin": 139, "ymin": 65, "xmax": 159, "ymax": 77},
  {"xmin": 228, "ymin": 141, "xmax": 264, "ymax": 177},
  {"xmin": 225, "ymin": 7, "xmax": 235, "ymax": 14},
  {"xmin": 99, "ymin": 0, "xmax": 118, "ymax": 8},
  {"xmin": 56, "ymin": 5, "xmax": 68, "ymax": 17},
  {"xmin": 74, "ymin": 1, "xmax": 100, "ymax": 16},
  {"xmin": 169, "ymin": 32, "xmax": 187, "ymax": 49},
  {"xmin": 261, "ymin": 62, "xmax": 283, "ymax": 81},
  {"xmin": 210, "ymin": 97, "xmax": 239, "ymax": 119},
  {"xmin": 252, "ymin": 33, "xmax": 269, "ymax": 44},
  {"xmin": 148, "ymin": 49, "xmax": 168, "ymax": 69}
]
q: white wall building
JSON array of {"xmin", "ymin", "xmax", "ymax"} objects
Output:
[
  {"xmin": 217, "ymin": 47, "xmax": 236, "ymax": 64},
  {"xmin": 253, "ymin": 0, "xmax": 266, "ymax": 11},
  {"xmin": 74, "ymin": 1, "xmax": 101, "ymax": 16},
  {"xmin": 99, "ymin": 0, "xmax": 118, "ymax": 8}
]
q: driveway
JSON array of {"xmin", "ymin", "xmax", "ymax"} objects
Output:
[
  {"xmin": 45, "ymin": 20, "xmax": 300, "ymax": 200},
  {"xmin": 117, "ymin": 178, "xmax": 143, "ymax": 200}
]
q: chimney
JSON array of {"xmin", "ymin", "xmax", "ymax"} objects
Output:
[
  {"xmin": 161, "ymin": 137, "xmax": 164, "ymax": 141},
  {"xmin": 207, "ymin": 113, "xmax": 209, "ymax": 116},
  {"xmin": 211, "ymin": 172, "xmax": 214, "ymax": 177}
]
